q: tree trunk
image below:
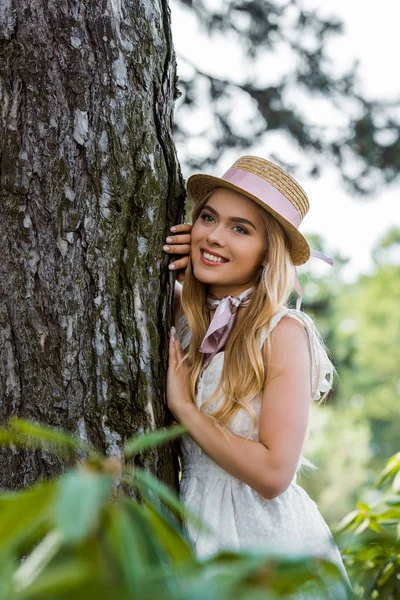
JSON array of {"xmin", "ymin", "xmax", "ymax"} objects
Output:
[{"xmin": 0, "ymin": 0, "xmax": 185, "ymax": 489}]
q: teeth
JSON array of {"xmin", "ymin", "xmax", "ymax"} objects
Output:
[{"xmin": 203, "ymin": 251, "xmax": 227, "ymax": 263}]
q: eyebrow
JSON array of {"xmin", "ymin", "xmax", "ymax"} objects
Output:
[{"xmin": 201, "ymin": 205, "xmax": 257, "ymax": 231}]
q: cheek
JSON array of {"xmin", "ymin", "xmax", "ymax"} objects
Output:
[
  {"xmin": 190, "ymin": 221, "xmax": 203, "ymax": 244},
  {"xmin": 238, "ymin": 242, "xmax": 266, "ymax": 264}
]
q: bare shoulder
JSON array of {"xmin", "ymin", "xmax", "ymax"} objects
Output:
[
  {"xmin": 271, "ymin": 313, "xmax": 308, "ymax": 342},
  {"xmin": 265, "ymin": 314, "xmax": 311, "ymax": 374}
]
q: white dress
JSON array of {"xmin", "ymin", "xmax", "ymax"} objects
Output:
[{"xmin": 176, "ymin": 307, "xmax": 352, "ymax": 598}]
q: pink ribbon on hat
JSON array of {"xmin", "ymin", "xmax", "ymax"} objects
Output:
[
  {"xmin": 293, "ymin": 249, "xmax": 333, "ymax": 310},
  {"xmin": 222, "ymin": 167, "xmax": 334, "ymax": 310},
  {"xmin": 198, "ymin": 167, "xmax": 334, "ymax": 365}
]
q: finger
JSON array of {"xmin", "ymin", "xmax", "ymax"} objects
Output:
[
  {"xmin": 169, "ymin": 223, "xmax": 192, "ymax": 234},
  {"xmin": 163, "ymin": 243, "xmax": 191, "ymax": 255},
  {"xmin": 164, "ymin": 233, "xmax": 191, "ymax": 245},
  {"xmin": 169, "ymin": 332, "xmax": 177, "ymax": 361},
  {"xmin": 174, "ymin": 336, "xmax": 184, "ymax": 362},
  {"xmin": 168, "ymin": 255, "xmax": 189, "ymax": 271}
]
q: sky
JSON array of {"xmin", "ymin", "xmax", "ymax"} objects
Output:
[{"xmin": 169, "ymin": 0, "xmax": 400, "ymax": 283}]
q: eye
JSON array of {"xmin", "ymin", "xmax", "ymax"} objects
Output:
[
  {"xmin": 233, "ymin": 225, "xmax": 248, "ymax": 234},
  {"xmin": 200, "ymin": 213, "xmax": 248, "ymax": 234},
  {"xmin": 201, "ymin": 213, "xmax": 214, "ymax": 223}
]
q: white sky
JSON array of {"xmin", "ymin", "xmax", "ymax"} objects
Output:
[{"xmin": 170, "ymin": 0, "xmax": 400, "ymax": 282}]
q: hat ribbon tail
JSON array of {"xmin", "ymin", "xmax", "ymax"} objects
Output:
[{"xmin": 294, "ymin": 248, "xmax": 334, "ymax": 310}]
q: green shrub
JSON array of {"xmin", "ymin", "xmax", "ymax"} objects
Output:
[
  {"xmin": 337, "ymin": 452, "xmax": 400, "ymax": 598},
  {"xmin": 0, "ymin": 418, "xmax": 352, "ymax": 599}
]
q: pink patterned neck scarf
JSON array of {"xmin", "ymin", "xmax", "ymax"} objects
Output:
[{"xmin": 199, "ymin": 286, "xmax": 254, "ymax": 368}]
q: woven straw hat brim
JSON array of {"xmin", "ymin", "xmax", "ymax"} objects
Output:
[{"xmin": 186, "ymin": 174, "xmax": 311, "ymax": 266}]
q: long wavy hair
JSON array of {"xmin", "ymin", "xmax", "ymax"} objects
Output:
[{"xmin": 177, "ymin": 189, "xmax": 335, "ymax": 453}]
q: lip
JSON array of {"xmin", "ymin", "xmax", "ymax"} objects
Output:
[{"xmin": 200, "ymin": 249, "xmax": 230, "ymax": 267}]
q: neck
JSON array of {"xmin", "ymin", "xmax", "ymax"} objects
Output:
[{"xmin": 207, "ymin": 283, "xmax": 255, "ymax": 300}]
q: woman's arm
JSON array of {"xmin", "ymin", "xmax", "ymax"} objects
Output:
[
  {"xmin": 174, "ymin": 316, "xmax": 312, "ymax": 499},
  {"xmin": 257, "ymin": 316, "xmax": 312, "ymax": 496}
]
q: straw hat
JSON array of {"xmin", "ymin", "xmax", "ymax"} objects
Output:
[{"xmin": 186, "ymin": 155, "xmax": 311, "ymax": 266}]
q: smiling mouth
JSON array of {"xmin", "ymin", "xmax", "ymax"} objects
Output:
[{"xmin": 200, "ymin": 249, "xmax": 230, "ymax": 265}]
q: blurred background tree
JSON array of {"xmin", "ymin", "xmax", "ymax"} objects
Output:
[{"xmin": 172, "ymin": 0, "xmax": 400, "ymax": 194}]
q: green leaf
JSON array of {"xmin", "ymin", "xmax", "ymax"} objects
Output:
[
  {"xmin": 335, "ymin": 509, "xmax": 359, "ymax": 532},
  {"xmin": 122, "ymin": 499, "xmax": 170, "ymax": 568},
  {"xmin": 0, "ymin": 555, "xmax": 16, "ymax": 600},
  {"xmin": 55, "ymin": 469, "xmax": 112, "ymax": 543},
  {"xmin": 368, "ymin": 520, "xmax": 383, "ymax": 534},
  {"xmin": 105, "ymin": 500, "xmax": 170, "ymax": 595},
  {"xmin": 8, "ymin": 418, "xmax": 91, "ymax": 451},
  {"xmin": 0, "ymin": 430, "xmax": 28, "ymax": 448},
  {"xmin": 13, "ymin": 531, "xmax": 63, "ymax": 592},
  {"xmin": 15, "ymin": 560, "xmax": 91, "ymax": 597},
  {"xmin": 377, "ymin": 560, "xmax": 396, "ymax": 586},
  {"xmin": 375, "ymin": 452, "xmax": 400, "ymax": 487},
  {"xmin": 127, "ymin": 468, "xmax": 213, "ymax": 535},
  {"xmin": 376, "ymin": 507, "xmax": 400, "ymax": 521},
  {"xmin": 143, "ymin": 500, "xmax": 194, "ymax": 563},
  {"xmin": 104, "ymin": 503, "xmax": 148, "ymax": 591},
  {"xmin": 120, "ymin": 500, "xmax": 183, "ymax": 598},
  {"xmin": 385, "ymin": 496, "xmax": 400, "ymax": 506},
  {"xmin": 356, "ymin": 502, "xmax": 371, "ymax": 512},
  {"xmin": 123, "ymin": 424, "xmax": 187, "ymax": 457},
  {"xmin": 0, "ymin": 482, "xmax": 55, "ymax": 556},
  {"xmin": 354, "ymin": 519, "xmax": 370, "ymax": 535},
  {"xmin": 392, "ymin": 470, "xmax": 400, "ymax": 493},
  {"xmin": 199, "ymin": 550, "xmax": 348, "ymax": 598}
]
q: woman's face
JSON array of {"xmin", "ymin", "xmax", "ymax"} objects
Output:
[{"xmin": 190, "ymin": 187, "xmax": 268, "ymax": 298}]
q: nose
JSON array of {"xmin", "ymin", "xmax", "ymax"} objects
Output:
[{"xmin": 206, "ymin": 223, "xmax": 226, "ymax": 247}]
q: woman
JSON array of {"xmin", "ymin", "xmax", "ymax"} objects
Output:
[{"xmin": 163, "ymin": 156, "xmax": 352, "ymax": 597}]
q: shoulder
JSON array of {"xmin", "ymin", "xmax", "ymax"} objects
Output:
[
  {"xmin": 262, "ymin": 309, "xmax": 310, "ymax": 355},
  {"xmin": 273, "ymin": 309, "xmax": 335, "ymax": 402},
  {"xmin": 261, "ymin": 309, "xmax": 314, "ymax": 390},
  {"xmin": 269, "ymin": 313, "xmax": 312, "ymax": 369},
  {"xmin": 271, "ymin": 312, "xmax": 309, "ymax": 338}
]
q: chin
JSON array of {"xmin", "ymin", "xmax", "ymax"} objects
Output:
[{"xmin": 192, "ymin": 267, "xmax": 217, "ymax": 284}]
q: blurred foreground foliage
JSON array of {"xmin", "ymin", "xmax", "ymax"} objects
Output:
[
  {"xmin": 338, "ymin": 452, "xmax": 400, "ymax": 599},
  {"xmin": 0, "ymin": 420, "xmax": 399, "ymax": 598},
  {"xmin": 0, "ymin": 418, "xmax": 352, "ymax": 600}
]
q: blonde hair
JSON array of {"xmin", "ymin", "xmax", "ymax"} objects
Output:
[{"xmin": 177, "ymin": 189, "xmax": 335, "ymax": 448}]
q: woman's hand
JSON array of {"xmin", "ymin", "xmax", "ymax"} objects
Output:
[
  {"xmin": 167, "ymin": 326, "xmax": 194, "ymax": 421},
  {"xmin": 163, "ymin": 223, "xmax": 192, "ymax": 283}
]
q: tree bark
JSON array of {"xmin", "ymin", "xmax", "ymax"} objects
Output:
[{"xmin": 0, "ymin": 0, "xmax": 185, "ymax": 489}]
